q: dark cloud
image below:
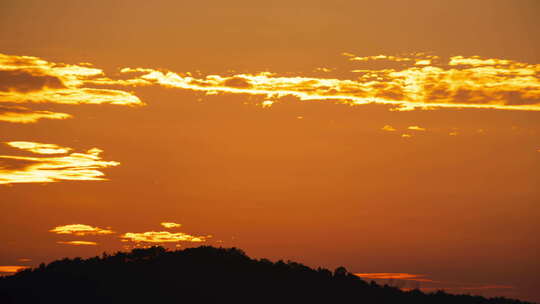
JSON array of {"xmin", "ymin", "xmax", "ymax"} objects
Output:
[
  {"xmin": 223, "ymin": 77, "xmax": 252, "ymax": 88},
  {"xmin": 0, "ymin": 158, "xmax": 40, "ymax": 171},
  {"xmin": 0, "ymin": 70, "xmax": 66, "ymax": 92},
  {"xmin": 496, "ymin": 90, "xmax": 540, "ymax": 106}
]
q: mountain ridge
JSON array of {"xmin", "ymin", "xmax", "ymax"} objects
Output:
[{"xmin": 0, "ymin": 246, "xmax": 533, "ymax": 304}]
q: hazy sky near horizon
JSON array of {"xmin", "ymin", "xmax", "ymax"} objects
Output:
[{"xmin": 1, "ymin": 0, "xmax": 539, "ymax": 302}]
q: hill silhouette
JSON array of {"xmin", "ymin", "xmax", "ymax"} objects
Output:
[{"xmin": 0, "ymin": 246, "xmax": 533, "ymax": 304}]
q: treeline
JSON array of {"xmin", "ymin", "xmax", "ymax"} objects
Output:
[{"xmin": 0, "ymin": 246, "xmax": 533, "ymax": 304}]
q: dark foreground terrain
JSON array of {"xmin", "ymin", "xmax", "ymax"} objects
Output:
[{"xmin": 0, "ymin": 246, "xmax": 533, "ymax": 304}]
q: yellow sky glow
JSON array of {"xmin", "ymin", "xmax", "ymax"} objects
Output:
[
  {"xmin": 0, "ymin": 266, "xmax": 29, "ymax": 274},
  {"xmin": 355, "ymin": 273, "xmax": 436, "ymax": 282}
]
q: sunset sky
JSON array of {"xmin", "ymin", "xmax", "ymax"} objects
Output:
[{"xmin": 1, "ymin": 0, "xmax": 539, "ymax": 302}]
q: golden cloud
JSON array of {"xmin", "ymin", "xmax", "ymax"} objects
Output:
[
  {"xmin": 0, "ymin": 53, "xmax": 144, "ymax": 111},
  {"xmin": 0, "ymin": 88, "xmax": 142, "ymax": 106},
  {"xmin": 449, "ymin": 56, "xmax": 511, "ymax": 66},
  {"xmin": 381, "ymin": 125, "xmax": 397, "ymax": 132},
  {"xmin": 49, "ymin": 224, "xmax": 114, "ymax": 236},
  {"xmin": 347, "ymin": 54, "xmax": 413, "ymax": 62},
  {"xmin": 315, "ymin": 67, "xmax": 333, "ymax": 72},
  {"xmin": 0, "ymin": 54, "xmax": 133, "ymax": 183},
  {"xmin": 161, "ymin": 222, "xmax": 182, "ymax": 228},
  {"xmin": 7, "ymin": 141, "xmax": 72, "ymax": 154},
  {"xmin": 121, "ymin": 231, "xmax": 209, "ymax": 243},
  {"xmin": 56, "ymin": 241, "xmax": 98, "ymax": 246},
  {"xmin": 261, "ymin": 100, "xmax": 274, "ymax": 108},
  {"xmin": 116, "ymin": 54, "xmax": 539, "ymax": 111},
  {"xmin": 407, "ymin": 126, "xmax": 426, "ymax": 131},
  {"xmin": 0, "ymin": 142, "xmax": 120, "ymax": 185},
  {"xmin": 415, "ymin": 59, "xmax": 431, "ymax": 66},
  {"xmin": 3, "ymin": 52, "xmax": 538, "ymax": 114},
  {"xmin": 0, "ymin": 106, "xmax": 71, "ymax": 123}
]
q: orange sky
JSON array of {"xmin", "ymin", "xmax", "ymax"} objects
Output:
[{"xmin": 0, "ymin": 0, "xmax": 539, "ymax": 302}]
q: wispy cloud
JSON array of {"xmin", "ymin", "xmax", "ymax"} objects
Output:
[
  {"xmin": 407, "ymin": 126, "xmax": 426, "ymax": 131},
  {"xmin": 261, "ymin": 100, "xmax": 274, "ymax": 108},
  {"xmin": 0, "ymin": 53, "xmax": 144, "ymax": 125},
  {"xmin": 115, "ymin": 53, "xmax": 539, "ymax": 111},
  {"xmin": 0, "ymin": 88, "xmax": 142, "ymax": 106},
  {"xmin": 0, "ymin": 142, "xmax": 120, "ymax": 185},
  {"xmin": 314, "ymin": 67, "xmax": 333, "ymax": 73},
  {"xmin": 449, "ymin": 56, "xmax": 511, "ymax": 66},
  {"xmin": 0, "ymin": 106, "xmax": 71, "ymax": 123},
  {"xmin": 48, "ymin": 222, "xmax": 210, "ymax": 246},
  {"xmin": 3, "ymin": 52, "xmax": 538, "ymax": 114},
  {"xmin": 7, "ymin": 141, "xmax": 72, "ymax": 154},
  {"xmin": 348, "ymin": 54, "xmax": 413, "ymax": 62},
  {"xmin": 56, "ymin": 241, "xmax": 98, "ymax": 246},
  {"xmin": 381, "ymin": 125, "xmax": 397, "ymax": 132},
  {"xmin": 460, "ymin": 285, "xmax": 514, "ymax": 291},
  {"xmin": 49, "ymin": 224, "xmax": 114, "ymax": 236},
  {"xmin": 355, "ymin": 273, "xmax": 436, "ymax": 282},
  {"xmin": 161, "ymin": 222, "xmax": 181, "ymax": 228},
  {"xmin": 121, "ymin": 231, "xmax": 209, "ymax": 243},
  {"xmin": 355, "ymin": 273, "xmax": 515, "ymax": 295},
  {"xmin": 0, "ymin": 53, "xmax": 143, "ymax": 107}
]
